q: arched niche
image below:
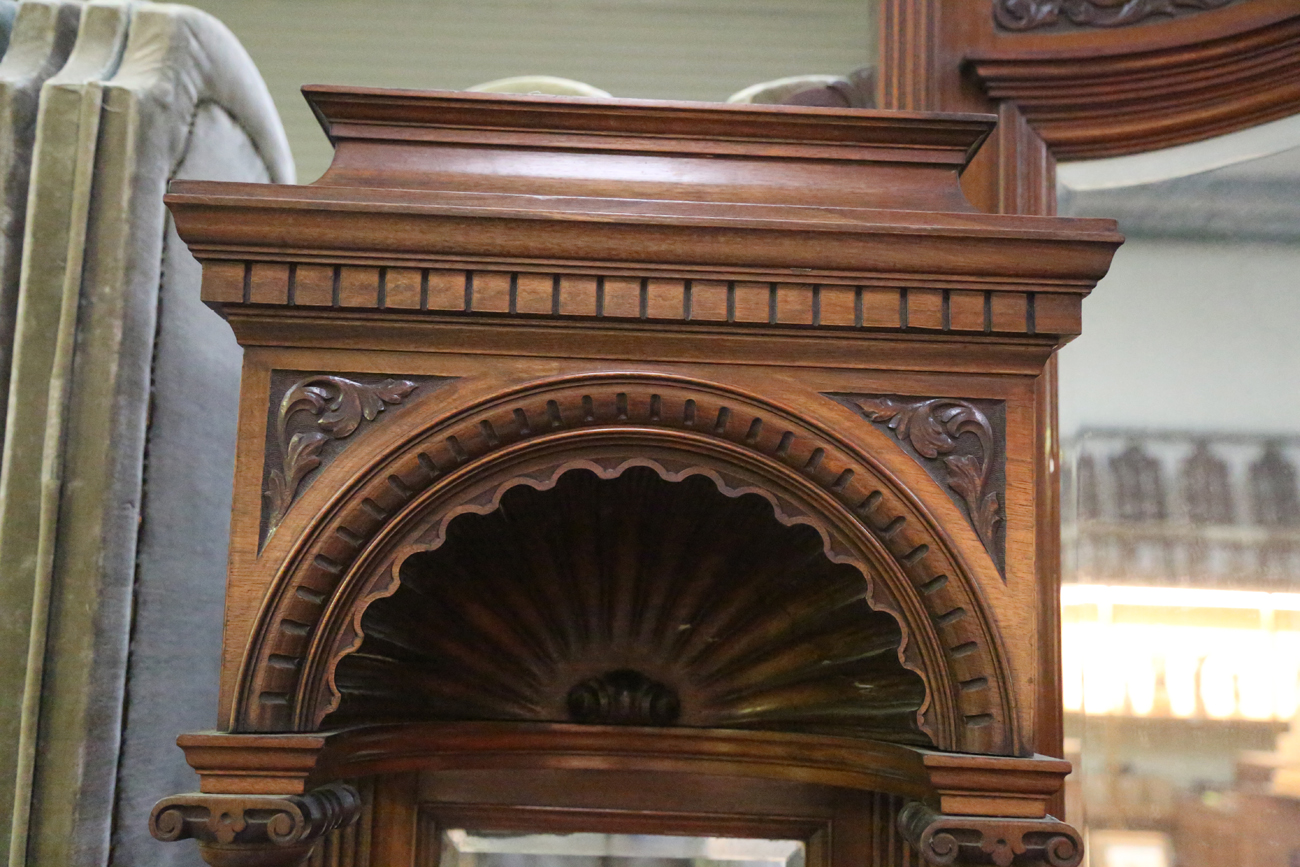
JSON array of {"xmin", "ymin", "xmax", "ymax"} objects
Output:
[
  {"xmin": 235, "ymin": 374, "xmax": 1018, "ymax": 755},
  {"xmin": 330, "ymin": 465, "xmax": 931, "ymax": 744}
]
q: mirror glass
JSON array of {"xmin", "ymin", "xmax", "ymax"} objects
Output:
[
  {"xmin": 1059, "ymin": 119, "xmax": 1300, "ymax": 867},
  {"xmin": 439, "ymin": 830, "xmax": 806, "ymax": 867}
]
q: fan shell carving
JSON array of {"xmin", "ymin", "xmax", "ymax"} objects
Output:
[{"xmin": 328, "ymin": 466, "xmax": 932, "ymax": 745}]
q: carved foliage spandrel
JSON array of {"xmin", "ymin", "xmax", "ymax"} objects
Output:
[
  {"xmin": 262, "ymin": 373, "xmax": 451, "ymax": 544},
  {"xmin": 995, "ymin": 0, "xmax": 1236, "ymax": 31},
  {"xmin": 840, "ymin": 395, "xmax": 1005, "ymax": 573}
]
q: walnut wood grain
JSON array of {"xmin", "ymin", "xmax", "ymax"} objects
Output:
[
  {"xmin": 148, "ymin": 84, "xmax": 1120, "ymax": 866},
  {"xmin": 201, "ymin": 264, "xmax": 1087, "ymax": 341},
  {"xmin": 331, "ymin": 466, "xmax": 930, "ymax": 744},
  {"xmin": 263, "ymin": 374, "xmax": 419, "ymax": 538},
  {"xmin": 172, "ymin": 722, "xmax": 1071, "ymax": 820},
  {"xmin": 839, "ymin": 395, "xmax": 1006, "ymax": 571},
  {"xmin": 880, "ymin": 0, "xmax": 1300, "ymax": 832},
  {"xmin": 149, "ymin": 783, "xmax": 361, "ymax": 867},
  {"xmin": 167, "ymin": 90, "xmax": 1118, "ymax": 341},
  {"xmin": 139, "ymin": 4, "xmax": 1300, "ymax": 862},
  {"xmin": 970, "ymin": 0, "xmax": 1300, "ymax": 159},
  {"xmin": 237, "ymin": 376, "xmax": 1019, "ymax": 755},
  {"xmin": 897, "ymin": 801, "xmax": 1081, "ymax": 866},
  {"xmin": 303, "ymin": 87, "xmax": 992, "ymax": 209}
]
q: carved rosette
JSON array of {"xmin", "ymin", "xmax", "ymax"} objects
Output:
[
  {"xmin": 264, "ymin": 376, "xmax": 418, "ymax": 535},
  {"xmin": 994, "ymin": 0, "xmax": 1235, "ymax": 31},
  {"xmin": 149, "ymin": 784, "xmax": 362, "ymax": 867},
  {"xmin": 845, "ymin": 396, "xmax": 1003, "ymax": 567},
  {"xmin": 898, "ymin": 802, "xmax": 1082, "ymax": 867}
]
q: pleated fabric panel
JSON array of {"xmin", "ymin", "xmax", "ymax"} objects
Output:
[
  {"xmin": 0, "ymin": 2, "xmax": 293, "ymax": 865},
  {"xmin": 0, "ymin": 0, "xmax": 78, "ymax": 446}
]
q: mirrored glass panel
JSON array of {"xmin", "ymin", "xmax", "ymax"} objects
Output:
[
  {"xmin": 439, "ymin": 831, "xmax": 806, "ymax": 867},
  {"xmin": 1060, "ymin": 127, "xmax": 1300, "ymax": 867}
]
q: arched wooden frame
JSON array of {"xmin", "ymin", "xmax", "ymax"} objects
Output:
[
  {"xmin": 967, "ymin": 0, "xmax": 1300, "ymax": 160},
  {"xmin": 234, "ymin": 373, "xmax": 1019, "ymax": 755},
  {"xmin": 884, "ymin": 0, "xmax": 1300, "ymax": 159}
]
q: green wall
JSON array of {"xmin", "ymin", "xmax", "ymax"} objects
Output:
[{"xmin": 187, "ymin": 0, "xmax": 877, "ymax": 181}]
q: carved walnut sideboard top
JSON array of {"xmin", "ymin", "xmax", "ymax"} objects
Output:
[
  {"xmin": 154, "ymin": 85, "xmax": 1122, "ymax": 867},
  {"xmin": 165, "ymin": 88, "xmax": 1120, "ymax": 758}
]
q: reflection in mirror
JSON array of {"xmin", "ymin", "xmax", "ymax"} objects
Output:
[
  {"xmin": 1058, "ymin": 123, "xmax": 1300, "ymax": 867},
  {"xmin": 439, "ymin": 831, "xmax": 806, "ymax": 867}
]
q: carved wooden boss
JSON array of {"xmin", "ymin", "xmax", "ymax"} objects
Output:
[{"xmin": 150, "ymin": 88, "xmax": 1120, "ymax": 867}]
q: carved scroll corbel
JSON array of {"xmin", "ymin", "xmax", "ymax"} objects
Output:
[
  {"xmin": 149, "ymin": 783, "xmax": 361, "ymax": 867},
  {"xmin": 898, "ymin": 802, "xmax": 1082, "ymax": 867}
]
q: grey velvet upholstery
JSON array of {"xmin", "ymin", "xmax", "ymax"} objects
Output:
[
  {"xmin": 0, "ymin": 0, "xmax": 78, "ymax": 448},
  {"xmin": 70, "ymin": 8, "xmax": 291, "ymax": 864},
  {"xmin": 0, "ymin": 3, "xmax": 292, "ymax": 865},
  {"xmin": 0, "ymin": 3, "xmax": 19, "ymax": 55},
  {"xmin": 0, "ymin": 1, "xmax": 83, "ymax": 859}
]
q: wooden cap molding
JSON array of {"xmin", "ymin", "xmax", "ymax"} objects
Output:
[{"xmin": 166, "ymin": 87, "xmax": 1120, "ymax": 346}]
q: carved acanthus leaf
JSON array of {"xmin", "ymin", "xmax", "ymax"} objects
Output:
[
  {"xmin": 265, "ymin": 376, "xmax": 417, "ymax": 535},
  {"xmin": 852, "ymin": 397, "xmax": 1002, "ymax": 557},
  {"xmin": 995, "ymin": 0, "xmax": 1235, "ymax": 31},
  {"xmin": 898, "ymin": 802, "xmax": 1082, "ymax": 867}
]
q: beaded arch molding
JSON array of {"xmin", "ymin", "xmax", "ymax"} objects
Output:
[{"xmin": 234, "ymin": 373, "xmax": 1019, "ymax": 755}]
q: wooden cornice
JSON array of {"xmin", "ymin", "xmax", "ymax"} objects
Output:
[
  {"xmin": 175, "ymin": 722, "xmax": 1070, "ymax": 820},
  {"xmin": 166, "ymin": 184, "xmax": 1120, "ymax": 285},
  {"xmin": 304, "ymin": 85, "xmax": 995, "ymax": 166},
  {"xmin": 165, "ymin": 89, "xmax": 1119, "ymax": 347},
  {"xmin": 297, "ymin": 86, "xmax": 991, "ymax": 214},
  {"xmin": 969, "ymin": 0, "xmax": 1300, "ymax": 159}
]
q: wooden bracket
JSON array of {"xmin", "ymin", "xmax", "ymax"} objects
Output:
[
  {"xmin": 149, "ymin": 783, "xmax": 361, "ymax": 867},
  {"xmin": 897, "ymin": 801, "xmax": 1082, "ymax": 866}
]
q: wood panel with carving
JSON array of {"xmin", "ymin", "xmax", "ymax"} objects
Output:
[
  {"xmin": 837, "ymin": 395, "xmax": 1007, "ymax": 572},
  {"xmin": 262, "ymin": 373, "xmax": 446, "ymax": 541},
  {"xmin": 148, "ymin": 88, "xmax": 1119, "ymax": 866},
  {"xmin": 969, "ymin": 1, "xmax": 1300, "ymax": 160},
  {"xmin": 240, "ymin": 375, "xmax": 1020, "ymax": 756},
  {"xmin": 880, "ymin": 1, "xmax": 1300, "ymax": 824},
  {"xmin": 994, "ymin": 0, "xmax": 1241, "ymax": 32}
]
